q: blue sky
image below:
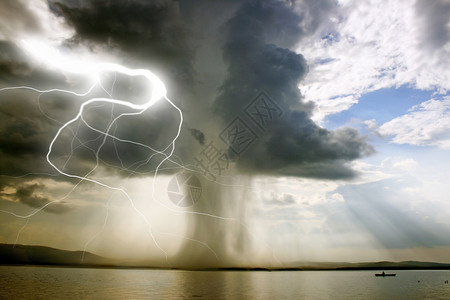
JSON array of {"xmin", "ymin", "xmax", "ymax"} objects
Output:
[{"xmin": 324, "ymin": 87, "xmax": 437, "ymax": 129}]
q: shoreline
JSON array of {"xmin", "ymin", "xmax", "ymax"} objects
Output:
[{"xmin": 2, "ymin": 263, "xmax": 450, "ymax": 271}]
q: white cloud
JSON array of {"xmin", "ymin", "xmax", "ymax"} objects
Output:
[
  {"xmin": 348, "ymin": 160, "xmax": 392, "ymax": 184},
  {"xmin": 297, "ymin": 0, "xmax": 450, "ymax": 123},
  {"xmin": 392, "ymin": 158, "xmax": 419, "ymax": 170},
  {"xmin": 261, "ymin": 192, "xmax": 297, "ymax": 206},
  {"xmin": 379, "ymin": 97, "xmax": 450, "ymax": 149},
  {"xmin": 330, "ymin": 192, "xmax": 345, "ymax": 203},
  {"xmin": 364, "ymin": 119, "xmax": 378, "ymax": 130},
  {"xmin": 381, "ymin": 157, "xmax": 419, "ymax": 171}
]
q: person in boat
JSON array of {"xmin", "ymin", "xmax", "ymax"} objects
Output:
[{"xmin": 382, "ymin": 271, "xmax": 385, "ymax": 275}]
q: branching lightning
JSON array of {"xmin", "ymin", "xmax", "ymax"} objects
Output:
[
  {"xmin": 0, "ymin": 40, "xmax": 280, "ymax": 266},
  {"xmin": 0, "ymin": 40, "xmax": 219, "ymax": 262}
]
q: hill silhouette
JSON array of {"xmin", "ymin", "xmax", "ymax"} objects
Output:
[
  {"xmin": 0, "ymin": 243, "xmax": 111, "ymax": 267},
  {"xmin": 1, "ymin": 243, "xmax": 450, "ymax": 270}
]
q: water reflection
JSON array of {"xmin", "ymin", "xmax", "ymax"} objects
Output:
[
  {"xmin": 177, "ymin": 270, "xmax": 253, "ymax": 298},
  {"xmin": 0, "ymin": 267, "xmax": 449, "ymax": 299}
]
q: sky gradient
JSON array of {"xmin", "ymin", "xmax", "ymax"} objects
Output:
[{"xmin": 0, "ymin": 0, "xmax": 449, "ymax": 267}]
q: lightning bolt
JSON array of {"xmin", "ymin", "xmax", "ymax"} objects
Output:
[
  {"xmin": 0, "ymin": 40, "xmax": 281, "ymax": 266},
  {"xmin": 0, "ymin": 40, "xmax": 219, "ymax": 263}
]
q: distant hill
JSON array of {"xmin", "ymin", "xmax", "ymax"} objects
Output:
[
  {"xmin": 0, "ymin": 243, "xmax": 113, "ymax": 267},
  {"xmin": 1, "ymin": 243, "xmax": 450, "ymax": 270},
  {"xmin": 281, "ymin": 260, "xmax": 450, "ymax": 271}
]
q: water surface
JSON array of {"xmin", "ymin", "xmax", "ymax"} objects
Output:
[{"xmin": 1, "ymin": 266, "xmax": 449, "ymax": 299}]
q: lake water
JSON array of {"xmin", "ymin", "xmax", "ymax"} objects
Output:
[{"xmin": 0, "ymin": 266, "xmax": 449, "ymax": 299}]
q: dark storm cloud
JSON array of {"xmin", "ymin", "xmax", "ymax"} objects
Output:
[
  {"xmin": 189, "ymin": 128, "xmax": 205, "ymax": 145},
  {"xmin": 0, "ymin": 0, "xmax": 372, "ymax": 184},
  {"xmin": 20, "ymin": 0, "xmax": 202, "ymax": 178},
  {"xmin": 0, "ymin": 52, "xmax": 91, "ymax": 180},
  {"xmin": 176, "ymin": 0, "xmax": 371, "ymax": 268},
  {"xmin": 63, "ymin": 99, "xmax": 184, "ymax": 176},
  {"xmin": 52, "ymin": 0, "xmax": 195, "ymax": 85},
  {"xmin": 0, "ymin": 91, "xmax": 58, "ymax": 176},
  {"xmin": 15, "ymin": 183, "xmax": 71, "ymax": 214},
  {"xmin": 0, "ymin": 46, "xmax": 184, "ymax": 180},
  {"xmin": 0, "ymin": 70, "xmax": 186, "ymax": 181},
  {"xmin": 416, "ymin": 0, "xmax": 450, "ymax": 50},
  {"xmin": 0, "ymin": 41, "xmax": 30, "ymax": 80},
  {"xmin": 215, "ymin": 0, "xmax": 373, "ymax": 178}
]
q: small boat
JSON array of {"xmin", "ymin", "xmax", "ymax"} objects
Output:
[{"xmin": 375, "ymin": 272, "xmax": 396, "ymax": 277}]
